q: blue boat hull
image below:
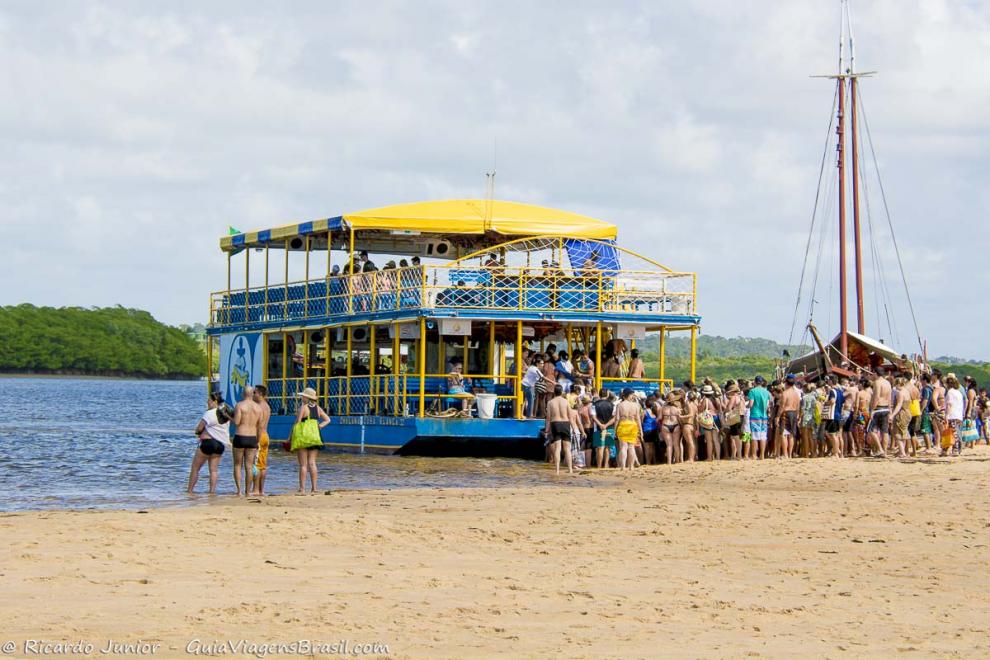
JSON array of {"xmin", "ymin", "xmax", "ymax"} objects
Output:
[{"xmin": 268, "ymin": 415, "xmax": 545, "ymax": 458}]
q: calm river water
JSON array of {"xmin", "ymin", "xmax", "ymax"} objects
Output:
[{"xmin": 0, "ymin": 377, "xmax": 568, "ymax": 511}]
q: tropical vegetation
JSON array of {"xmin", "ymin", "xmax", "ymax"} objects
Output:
[{"xmin": 0, "ymin": 304, "xmax": 205, "ymax": 378}]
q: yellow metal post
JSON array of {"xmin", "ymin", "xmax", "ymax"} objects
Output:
[
  {"xmin": 659, "ymin": 326, "xmax": 666, "ymax": 381},
  {"xmin": 369, "ymin": 324, "xmax": 376, "ymax": 413},
  {"xmin": 689, "ymin": 326, "xmax": 698, "ymax": 383},
  {"xmin": 348, "ymin": 229, "xmax": 355, "ymax": 314},
  {"xmin": 304, "ymin": 236, "xmax": 310, "ymax": 321},
  {"xmin": 244, "ymin": 247, "xmax": 250, "ymax": 320},
  {"xmin": 594, "ymin": 320, "xmax": 603, "ymax": 393},
  {"xmin": 393, "ymin": 324, "xmax": 400, "ymax": 416},
  {"xmin": 488, "ymin": 320, "xmax": 496, "ymax": 380},
  {"xmin": 515, "ymin": 320, "xmax": 523, "ymax": 418},
  {"xmin": 345, "ymin": 326, "xmax": 353, "ymax": 415},
  {"xmin": 566, "ymin": 322, "xmax": 572, "ymax": 357},
  {"xmin": 226, "ymin": 252, "xmax": 231, "ymax": 325},
  {"xmin": 326, "ymin": 231, "xmax": 332, "ymax": 316},
  {"xmin": 324, "ymin": 326, "xmax": 331, "ymax": 406},
  {"xmin": 302, "ymin": 330, "xmax": 309, "ymax": 393},
  {"xmin": 439, "ymin": 332, "xmax": 446, "ymax": 372},
  {"xmin": 281, "ymin": 331, "xmax": 288, "ymax": 413},
  {"xmin": 283, "ymin": 244, "xmax": 289, "ymax": 320},
  {"xmin": 418, "ymin": 316, "xmax": 426, "ymax": 417},
  {"xmin": 462, "ymin": 335, "xmax": 468, "ymax": 373}
]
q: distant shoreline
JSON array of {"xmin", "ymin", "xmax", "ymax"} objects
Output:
[{"xmin": 0, "ymin": 371, "xmax": 202, "ymax": 381}]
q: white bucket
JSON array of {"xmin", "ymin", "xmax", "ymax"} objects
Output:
[{"xmin": 475, "ymin": 393, "xmax": 497, "ymax": 419}]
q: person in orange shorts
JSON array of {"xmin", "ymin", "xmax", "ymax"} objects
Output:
[{"xmin": 252, "ymin": 385, "xmax": 272, "ymax": 495}]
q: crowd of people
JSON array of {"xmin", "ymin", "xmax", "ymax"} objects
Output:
[
  {"xmin": 187, "ymin": 385, "xmax": 330, "ymax": 496},
  {"xmin": 188, "ymin": 345, "xmax": 990, "ymax": 489},
  {"xmin": 541, "ymin": 367, "xmax": 990, "ymax": 474}
]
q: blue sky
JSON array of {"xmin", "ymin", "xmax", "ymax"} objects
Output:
[{"xmin": 2, "ymin": 1, "xmax": 988, "ymax": 359}]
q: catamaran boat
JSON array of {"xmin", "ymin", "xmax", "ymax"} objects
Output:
[{"xmin": 208, "ymin": 199, "xmax": 700, "ymax": 456}]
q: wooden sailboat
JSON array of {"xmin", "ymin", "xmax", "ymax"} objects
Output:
[{"xmin": 786, "ymin": 0, "xmax": 922, "ymax": 380}]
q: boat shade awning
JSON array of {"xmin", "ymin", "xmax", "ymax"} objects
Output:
[
  {"xmin": 839, "ymin": 331, "xmax": 902, "ymax": 363},
  {"xmin": 565, "ymin": 238, "xmax": 620, "ymax": 275},
  {"xmin": 787, "ymin": 330, "xmax": 903, "ymax": 377},
  {"xmin": 221, "ymin": 199, "xmax": 618, "ymax": 251}
]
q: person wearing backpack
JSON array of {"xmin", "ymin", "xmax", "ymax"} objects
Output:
[
  {"xmin": 187, "ymin": 392, "xmax": 232, "ymax": 495},
  {"xmin": 591, "ymin": 389, "xmax": 617, "ymax": 468}
]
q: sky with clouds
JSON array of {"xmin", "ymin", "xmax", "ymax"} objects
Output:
[{"xmin": 2, "ymin": 1, "xmax": 988, "ymax": 359}]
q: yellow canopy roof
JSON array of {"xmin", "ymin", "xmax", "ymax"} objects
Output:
[
  {"xmin": 221, "ymin": 199, "xmax": 617, "ymax": 251},
  {"xmin": 345, "ymin": 199, "xmax": 617, "ymax": 238}
]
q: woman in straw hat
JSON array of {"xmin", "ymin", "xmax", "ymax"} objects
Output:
[{"xmin": 292, "ymin": 387, "xmax": 330, "ymax": 493}]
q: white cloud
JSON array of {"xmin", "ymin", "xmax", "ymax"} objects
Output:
[{"xmin": 0, "ymin": 1, "xmax": 987, "ymax": 359}]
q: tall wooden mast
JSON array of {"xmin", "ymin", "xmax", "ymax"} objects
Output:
[
  {"xmin": 847, "ymin": 10, "xmax": 866, "ymax": 335},
  {"xmin": 836, "ymin": 77, "xmax": 849, "ymax": 357}
]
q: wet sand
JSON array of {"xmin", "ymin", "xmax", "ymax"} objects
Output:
[{"xmin": 3, "ymin": 448, "xmax": 990, "ymax": 658}]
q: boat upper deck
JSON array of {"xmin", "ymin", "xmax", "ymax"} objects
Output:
[
  {"xmin": 209, "ymin": 256, "xmax": 697, "ymax": 333},
  {"xmin": 208, "ymin": 201, "xmax": 700, "ymax": 333}
]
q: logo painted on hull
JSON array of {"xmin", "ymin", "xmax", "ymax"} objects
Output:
[{"xmin": 226, "ymin": 334, "xmax": 253, "ymax": 404}]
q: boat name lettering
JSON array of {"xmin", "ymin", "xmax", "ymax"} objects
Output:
[{"xmin": 336, "ymin": 416, "xmax": 410, "ymax": 427}]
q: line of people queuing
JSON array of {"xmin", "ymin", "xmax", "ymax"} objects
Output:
[{"xmin": 541, "ymin": 367, "xmax": 990, "ymax": 474}]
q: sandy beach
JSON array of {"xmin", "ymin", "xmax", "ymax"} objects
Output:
[{"xmin": 4, "ymin": 449, "xmax": 990, "ymax": 658}]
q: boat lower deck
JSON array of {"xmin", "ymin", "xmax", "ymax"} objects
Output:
[{"xmin": 268, "ymin": 415, "xmax": 546, "ymax": 459}]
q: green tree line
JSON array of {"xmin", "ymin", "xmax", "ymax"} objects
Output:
[
  {"xmin": 635, "ymin": 334, "xmax": 989, "ymax": 386},
  {"xmin": 0, "ymin": 304, "xmax": 206, "ymax": 378}
]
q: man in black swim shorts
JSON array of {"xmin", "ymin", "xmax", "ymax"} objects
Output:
[
  {"xmin": 232, "ymin": 386, "xmax": 263, "ymax": 496},
  {"xmin": 544, "ymin": 384, "xmax": 574, "ymax": 475}
]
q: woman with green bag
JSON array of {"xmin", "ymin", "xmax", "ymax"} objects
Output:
[{"xmin": 292, "ymin": 387, "xmax": 330, "ymax": 493}]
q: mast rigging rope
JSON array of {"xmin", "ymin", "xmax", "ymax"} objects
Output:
[
  {"xmin": 857, "ymin": 87, "xmax": 924, "ymax": 355},
  {"xmin": 788, "ymin": 84, "xmax": 839, "ymax": 347}
]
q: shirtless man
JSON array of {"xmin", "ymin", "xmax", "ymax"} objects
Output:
[
  {"xmin": 776, "ymin": 374, "xmax": 801, "ymax": 459},
  {"xmin": 890, "ymin": 376, "xmax": 912, "ymax": 458},
  {"xmin": 602, "ymin": 353, "xmax": 623, "ymax": 379},
  {"xmin": 854, "ymin": 377, "xmax": 872, "ymax": 457},
  {"xmin": 842, "ymin": 377, "xmax": 860, "ymax": 456},
  {"xmin": 626, "ymin": 349, "xmax": 646, "ymax": 379},
  {"xmin": 232, "ymin": 386, "xmax": 263, "ymax": 496},
  {"xmin": 545, "ymin": 385, "xmax": 573, "ymax": 475},
  {"xmin": 252, "ymin": 385, "xmax": 272, "ymax": 495},
  {"xmin": 867, "ymin": 368, "xmax": 892, "ymax": 458}
]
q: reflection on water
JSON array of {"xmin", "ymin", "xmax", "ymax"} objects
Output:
[{"xmin": 0, "ymin": 377, "xmax": 587, "ymax": 511}]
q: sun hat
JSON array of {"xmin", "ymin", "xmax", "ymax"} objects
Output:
[
  {"xmin": 667, "ymin": 389, "xmax": 684, "ymax": 402},
  {"xmin": 701, "ymin": 384, "xmax": 715, "ymax": 396},
  {"xmin": 297, "ymin": 387, "xmax": 318, "ymax": 402},
  {"xmin": 725, "ymin": 384, "xmax": 741, "ymax": 395}
]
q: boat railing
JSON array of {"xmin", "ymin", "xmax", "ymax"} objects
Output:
[
  {"xmin": 210, "ymin": 264, "xmax": 696, "ymax": 328},
  {"xmin": 599, "ymin": 377, "xmax": 675, "ymax": 396},
  {"xmin": 265, "ymin": 373, "xmax": 521, "ymax": 417}
]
